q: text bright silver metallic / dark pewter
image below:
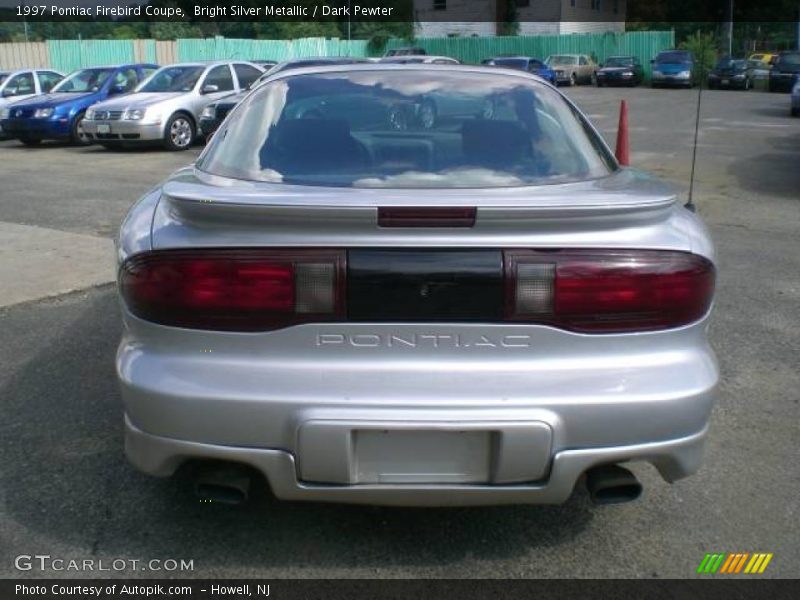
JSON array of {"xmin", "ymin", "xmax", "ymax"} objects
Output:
[{"xmin": 116, "ymin": 64, "xmax": 718, "ymax": 506}]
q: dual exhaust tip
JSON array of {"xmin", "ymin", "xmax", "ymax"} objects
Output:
[
  {"xmin": 193, "ymin": 462, "xmax": 642, "ymax": 506},
  {"xmin": 585, "ymin": 464, "xmax": 643, "ymax": 505}
]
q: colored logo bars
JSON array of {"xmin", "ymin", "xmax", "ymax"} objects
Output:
[{"xmin": 697, "ymin": 552, "xmax": 773, "ymax": 574}]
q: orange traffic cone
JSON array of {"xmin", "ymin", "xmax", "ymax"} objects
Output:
[{"xmin": 615, "ymin": 100, "xmax": 630, "ymax": 166}]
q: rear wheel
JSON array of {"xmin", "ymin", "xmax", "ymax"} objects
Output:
[
  {"xmin": 99, "ymin": 142, "xmax": 124, "ymax": 150},
  {"xmin": 792, "ymin": 107, "xmax": 799, "ymax": 117},
  {"xmin": 71, "ymin": 113, "xmax": 91, "ymax": 146},
  {"xmin": 19, "ymin": 136, "xmax": 41, "ymax": 146},
  {"xmin": 569, "ymin": 73, "xmax": 577, "ymax": 87},
  {"xmin": 164, "ymin": 113, "xmax": 195, "ymax": 151},
  {"xmin": 743, "ymin": 77, "xmax": 751, "ymax": 91}
]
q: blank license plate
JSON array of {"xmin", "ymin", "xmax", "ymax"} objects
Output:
[
  {"xmin": 96, "ymin": 124, "xmax": 110, "ymax": 134},
  {"xmin": 354, "ymin": 430, "xmax": 491, "ymax": 484}
]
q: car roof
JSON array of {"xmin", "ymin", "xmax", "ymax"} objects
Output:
[
  {"xmin": 157, "ymin": 60, "xmax": 252, "ymax": 68},
  {"xmin": 71, "ymin": 63, "xmax": 158, "ymax": 69},
  {"xmin": 258, "ymin": 62, "xmax": 558, "ymax": 87},
  {"xmin": 380, "ymin": 55, "xmax": 457, "ymax": 62},
  {"xmin": 2, "ymin": 67, "xmax": 56, "ymax": 74}
]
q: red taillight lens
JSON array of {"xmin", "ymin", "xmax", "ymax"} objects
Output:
[
  {"xmin": 120, "ymin": 249, "xmax": 345, "ymax": 331},
  {"xmin": 505, "ymin": 250, "xmax": 715, "ymax": 332}
]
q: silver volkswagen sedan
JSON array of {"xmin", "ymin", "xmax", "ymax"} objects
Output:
[
  {"xmin": 117, "ymin": 65, "xmax": 718, "ymax": 507},
  {"xmin": 84, "ymin": 60, "xmax": 263, "ymax": 150}
]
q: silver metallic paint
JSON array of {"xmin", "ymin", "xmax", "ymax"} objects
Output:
[{"xmin": 116, "ymin": 64, "xmax": 718, "ymax": 505}]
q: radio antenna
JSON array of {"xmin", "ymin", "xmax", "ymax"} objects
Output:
[{"xmin": 686, "ymin": 37, "xmax": 710, "ymax": 213}]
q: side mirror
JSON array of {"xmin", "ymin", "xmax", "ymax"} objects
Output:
[
  {"xmin": 202, "ymin": 84, "xmax": 220, "ymax": 95},
  {"xmin": 2, "ymin": 87, "xmax": 18, "ymax": 97}
]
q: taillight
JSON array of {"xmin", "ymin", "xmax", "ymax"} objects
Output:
[
  {"xmin": 504, "ymin": 249, "xmax": 715, "ymax": 333},
  {"xmin": 120, "ymin": 249, "xmax": 345, "ymax": 331}
]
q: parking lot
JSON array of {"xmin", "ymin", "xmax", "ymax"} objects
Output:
[{"xmin": 0, "ymin": 86, "xmax": 798, "ymax": 578}]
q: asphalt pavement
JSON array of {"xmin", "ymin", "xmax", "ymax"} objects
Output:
[{"xmin": 0, "ymin": 86, "xmax": 798, "ymax": 578}]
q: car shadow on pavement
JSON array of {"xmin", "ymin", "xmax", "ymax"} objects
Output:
[
  {"xmin": 728, "ymin": 135, "xmax": 800, "ymax": 199},
  {"xmin": 0, "ymin": 288, "xmax": 594, "ymax": 574},
  {"xmin": 747, "ymin": 105, "xmax": 795, "ymax": 119}
]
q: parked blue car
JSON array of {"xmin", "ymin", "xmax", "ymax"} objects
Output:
[
  {"xmin": 0, "ymin": 63, "xmax": 158, "ymax": 146},
  {"xmin": 481, "ymin": 56, "xmax": 558, "ymax": 85},
  {"xmin": 651, "ymin": 50, "xmax": 695, "ymax": 88}
]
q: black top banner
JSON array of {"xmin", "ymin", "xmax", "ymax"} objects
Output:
[{"xmin": 2, "ymin": 0, "xmax": 800, "ymax": 23}]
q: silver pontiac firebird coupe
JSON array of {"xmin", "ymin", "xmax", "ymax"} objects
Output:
[{"xmin": 117, "ymin": 65, "xmax": 718, "ymax": 507}]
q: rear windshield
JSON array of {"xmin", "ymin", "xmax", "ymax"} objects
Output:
[
  {"xmin": 656, "ymin": 52, "xmax": 692, "ymax": 64},
  {"xmin": 777, "ymin": 53, "xmax": 800, "ymax": 66},
  {"xmin": 52, "ymin": 68, "xmax": 114, "ymax": 93},
  {"xmin": 605, "ymin": 57, "xmax": 634, "ymax": 67},
  {"xmin": 490, "ymin": 58, "xmax": 529, "ymax": 70},
  {"xmin": 198, "ymin": 70, "xmax": 616, "ymax": 188},
  {"xmin": 0, "ymin": 72, "xmax": 10, "ymax": 85},
  {"xmin": 138, "ymin": 66, "xmax": 204, "ymax": 93},
  {"xmin": 546, "ymin": 55, "xmax": 578, "ymax": 66}
]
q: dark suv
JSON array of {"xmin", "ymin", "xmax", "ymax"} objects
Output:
[{"xmin": 769, "ymin": 51, "xmax": 800, "ymax": 93}]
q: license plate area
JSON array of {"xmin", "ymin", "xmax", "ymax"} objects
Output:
[
  {"xmin": 96, "ymin": 124, "xmax": 111, "ymax": 134},
  {"xmin": 355, "ymin": 429, "xmax": 491, "ymax": 484},
  {"xmin": 297, "ymin": 420, "xmax": 552, "ymax": 485}
]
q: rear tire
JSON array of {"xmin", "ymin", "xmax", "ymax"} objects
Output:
[
  {"xmin": 19, "ymin": 136, "xmax": 41, "ymax": 146},
  {"xmin": 569, "ymin": 73, "xmax": 577, "ymax": 87},
  {"xmin": 99, "ymin": 142, "xmax": 123, "ymax": 150},
  {"xmin": 792, "ymin": 107, "xmax": 799, "ymax": 117},
  {"xmin": 163, "ymin": 113, "xmax": 195, "ymax": 151}
]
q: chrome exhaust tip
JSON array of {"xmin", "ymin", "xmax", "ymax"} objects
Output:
[
  {"xmin": 195, "ymin": 464, "xmax": 252, "ymax": 505},
  {"xmin": 586, "ymin": 464, "xmax": 642, "ymax": 505}
]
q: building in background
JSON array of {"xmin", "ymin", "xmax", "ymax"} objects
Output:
[{"xmin": 414, "ymin": 0, "xmax": 626, "ymax": 38}]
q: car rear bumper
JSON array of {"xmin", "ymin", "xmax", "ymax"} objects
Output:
[
  {"xmin": 83, "ymin": 119, "xmax": 163, "ymax": 142},
  {"xmin": 118, "ymin": 318, "xmax": 718, "ymax": 505},
  {"xmin": 125, "ymin": 415, "xmax": 709, "ymax": 506}
]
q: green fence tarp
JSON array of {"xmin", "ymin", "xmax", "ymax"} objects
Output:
[
  {"xmin": 42, "ymin": 31, "xmax": 674, "ymax": 76},
  {"xmin": 385, "ymin": 31, "xmax": 675, "ymax": 76}
]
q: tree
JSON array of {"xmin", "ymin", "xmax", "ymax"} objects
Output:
[
  {"xmin": 149, "ymin": 21, "xmax": 202, "ymax": 40},
  {"xmin": 680, "ymin": 30, "xmax": 719, "ymax": 85}
]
